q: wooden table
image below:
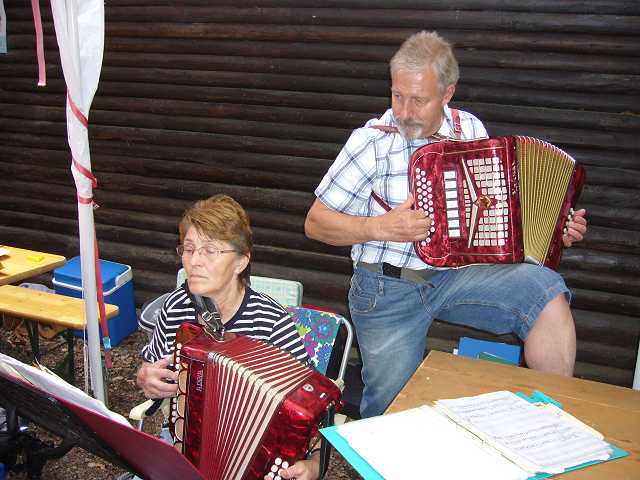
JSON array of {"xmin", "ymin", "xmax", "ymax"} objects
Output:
[
  {"xmin": 0, "ymin": 246, "xmax": 66, "ymax": 286},
  {"xmin": 387, "ymin": 350, "xmax": 640, "ymax": 479}
]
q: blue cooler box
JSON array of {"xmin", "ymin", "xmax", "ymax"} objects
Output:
[{"xmin": 53, "ymin": 256, "xmax": 137, "ymax": 347}]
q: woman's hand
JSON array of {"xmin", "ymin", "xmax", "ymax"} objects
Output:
[
  {"xmin": 136, "ymin": 355, "xmax": 178, "ymax": 398},
  {"xmin": 263, "ymin": 451, "xmax": 320, "ymax": 480}
]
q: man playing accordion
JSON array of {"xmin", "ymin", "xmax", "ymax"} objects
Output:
[{"xmin": 305, "ymin": 30, "xmax": 588, "ymax": 419}]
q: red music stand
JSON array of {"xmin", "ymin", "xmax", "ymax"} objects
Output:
[{"xmin": 0, "ymin": 354, "xmax": 203, "ymax": 480}]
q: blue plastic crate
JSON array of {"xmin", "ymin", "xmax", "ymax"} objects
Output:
[{"xmin": 53, "ymin": 256, "xmax": 137, "ymax": 347}]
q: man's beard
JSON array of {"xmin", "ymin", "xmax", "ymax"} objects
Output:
[{"xmin": 396, "ymin": 118, "xmax": 424, "ymax": 140}]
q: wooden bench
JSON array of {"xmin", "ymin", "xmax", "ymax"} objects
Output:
[{"xmin": 0, "ymin": 284, "xmax": 119, "ymax": 384}]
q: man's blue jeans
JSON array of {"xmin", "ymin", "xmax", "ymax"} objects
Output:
[{"xmin": 348, "ymin": 262, "xmax": 569, "ymax": 418}]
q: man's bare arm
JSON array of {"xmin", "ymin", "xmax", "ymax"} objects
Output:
[{"xmin": 304, "ymin": 197, "xmax": 431, "ymax": 246}]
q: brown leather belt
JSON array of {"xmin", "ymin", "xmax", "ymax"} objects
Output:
[{"xmin": 357, "ymin": 262, "xmax": 436, "ymax": 283}]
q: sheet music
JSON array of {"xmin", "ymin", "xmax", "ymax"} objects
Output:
[
  {"xmin": 434, "ymin": 390, "xmax": 612, "ymax": 474},
  {"xmin": 0, "ymin": 352, "xmax": 130, "ymax": 427},
  {"xmin": 337, "ymin": 405, "xmax": 531, "ymax": 480}
]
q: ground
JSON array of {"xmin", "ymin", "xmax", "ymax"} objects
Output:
[{"xmin": 0, "ymin": 321, "xmax": 361, "ymax": 479}]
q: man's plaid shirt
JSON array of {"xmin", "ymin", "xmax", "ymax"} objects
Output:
[{"xmin": 315, "ymin": 106, "xmax": 487, "ymax": 270}]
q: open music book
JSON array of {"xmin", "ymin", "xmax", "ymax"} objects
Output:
[
  {"xmin": 322, "ymin": 390, "xmax": 627, "ymax": 480},
  {"xmin": 0, "ymin": 352, "xmax": 204, "ymax": 480}
]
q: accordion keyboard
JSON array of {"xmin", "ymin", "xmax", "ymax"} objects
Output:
[{"xmin": 461, "ymin": 155, "xmax": 510, "ymax": 248}]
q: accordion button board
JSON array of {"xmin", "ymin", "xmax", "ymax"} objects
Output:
[{"xmin": 409, "ymin": 136, "xmax": 585, "ymax": 270}]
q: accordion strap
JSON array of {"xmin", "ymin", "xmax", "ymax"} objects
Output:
[
  {"xmin": 184, "ymin": 281, "xmax": 225, "ymax": 340},
  {"xmin": 368, "ymin": 109, "xmax": 462, "ymax": 212}
]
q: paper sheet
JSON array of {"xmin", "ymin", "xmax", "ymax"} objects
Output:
[
  {"xmin": 435, "ymin": 390, "xmax": 612, "ymax": 474},
  {"xmin": 337, "ymin": 406, "xmax": 531, "ymax": 480},
  {"xmin": 0, "ymin": 352, "xmax": 130, "ymax": 427}
]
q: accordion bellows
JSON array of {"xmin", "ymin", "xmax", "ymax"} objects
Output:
[
  {"xmin": 171, "ymin": 323, "xmax": 342, "ymax": 480},
  {"xmin": 410, "ymin": 136, "xmax": 585, "ymax": 269}
]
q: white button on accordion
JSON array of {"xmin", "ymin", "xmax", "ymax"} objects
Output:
[
  {"xmin": 171, "ymin": 322, "xmax": 342, "ymax": 480},
  {"xmin": 409, "ymin": 136, "xmax": 585, "ymax": 269}
]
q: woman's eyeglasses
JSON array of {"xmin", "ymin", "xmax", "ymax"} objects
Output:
[{"xmin": 176, "ymin": 244, "xmax": 237, "ymax": 259}]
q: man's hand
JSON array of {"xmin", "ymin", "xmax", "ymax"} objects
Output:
[
  {"xmin": 136, "ymin": 355, "xmax": 178, "ymax": 399},
  {"xmin": 562, "ymin": 208, "xmax": 587, "ymax": 247},
  {"xmin": 373, "ymin": 196, "xmax": 432, "ymax": 242}
]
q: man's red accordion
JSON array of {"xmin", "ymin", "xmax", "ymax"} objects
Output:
[
  {"xmin": 170, "ymin": 323, "xmax": 342, "ymax": 480},
  {"xmin": 409, "ymin": 136, "xmax": 585, "ymax": 269}
]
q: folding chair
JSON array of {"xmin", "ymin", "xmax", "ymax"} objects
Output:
[
  {"xmin": 250, "ymin": 275, "xmax": 303, "ymax": 307},
  {"xmin": 285, "ymin": 306, "xmax": 353, "ymax": 390},
  {"xmin": 176, "ymin": 269, "xmax": 303, "ymax": 307}
]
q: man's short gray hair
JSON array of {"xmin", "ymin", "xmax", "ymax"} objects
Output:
[{"xmin": 390, "ymin": 31, "xmax": 460, "ymax": 93}]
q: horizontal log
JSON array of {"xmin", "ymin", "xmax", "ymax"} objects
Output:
[
  {"xmin": 11, "ymin": 43, "xmax": 640, "ymax": 78},
  {"xmin": 4, "ymin": 114, "xmax": 638, "ymax": 170},
  {"xmin": 578, "ymin": 226, "xmax": 640, "ymax": 254},
  {"xmin": 0, "ymin": 100, "xmax": 351, "ymax": 145},
  {"xmin": 581, "ymin": 185, "xmax": 640, "ymax": 209},
  {"xmin": 6, "ymin": 90, "xmax": 637, "ymax": 138},
  {"xmin": 0, "ymin": 117, "xmax": 342, "ymax": 160},
  {"xmin": 9, "ymin": 25, "xmax": 640, "ymax": 58},
  {"xmin": 7, "ymin": 60, "xmax": 639, "ymax": 99},
  {"xmin": 583, "ymin": 204, "xmax": 640, "ymax": 232},
  {"xmin": 254, "ymin": 245, "xmax": 352, "ymax": 274},
  {"xmin": 571, "ymin": 287, "xmax": 640, "ymax": 318},
  {"xmin": 459, "ymin": 102, "xmax": 640, "ymax": 134},
  {"xmin": 0, "ymin": 182, "xmax": 333, "ymax": 252},
  {"xmin": 0, "ymin": 189, "xmax": 347, "ymax": 261},
  {"xmin": 9, "ymin": 1, "xmax": 640, "ymax": 17},
  {"xmin": 578, "ymin": 165, "xmax": 640, "ymax": 189},
  {"xmin": 456, "ymin": 85, "xmax": 638, "ymax": 114},
  {"xmin": 4, "ymin": 72, "xmax": 638, "ymax": 118},
  {"xmin": 488, "ymin": 121, "xmax": 639, "ymax": 151},
  {"xmin": 94, "ymin": 154, "xmax": 319, "ymax": 193},
  {"xmin": 0, "ymin": 94, "xmax": 371, "ymax": 131},
  {"xmin": 561, "ymin": 249, "xmax": 640, "ymax": 275},
  {"xmin": 572, "ymin": 309, "xmax": 640, "ymax": 346},
  {"xmin": 1, "ymin": 77, "xmax": 388, "ymax": 116},
  {"xmin": 561, "ymin": 269, "xmax": 640, "ymax": 298},
  {"xmin": 72, "ymin": 9, "xmax": 640, "ymax": 36},
  {"xmin": 426, "ymin": 338, "xmax": 635, "ymax": 387},
  {"xmin": 431, "ymin": 320, "xmax": 636, "ymax": 369},
  {"xmin": 0, "ymin": 131, "xmax": 335, "ymax": 178}
]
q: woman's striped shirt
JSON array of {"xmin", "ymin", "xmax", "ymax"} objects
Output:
[{"xmin": 141, "ymin": 286, "xmax": 309, "ymax": 366}]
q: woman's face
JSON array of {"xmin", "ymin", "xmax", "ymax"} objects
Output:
[{"xmin": 181, "ymin": 226, "xmax": 249, "ymax": 299}]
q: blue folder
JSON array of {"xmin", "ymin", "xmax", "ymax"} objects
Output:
[
  {"xmin": 458, "ymin": 337, "xmax": 521, "ymax": 365},
  {"xmin": 321, "ymin": 391, "xmax": 628, "ymax": 480}
]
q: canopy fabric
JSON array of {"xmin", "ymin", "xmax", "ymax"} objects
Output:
[{"xmin": 48, "ymin": 0, "xmax": 107, "ymax": 401}]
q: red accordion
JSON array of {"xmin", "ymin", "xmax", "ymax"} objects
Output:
[
  {"xmin": 170, "ymin": 323, "xmax": 342, "ymax": 480},
  {"xmin": 409, "ymin": 136, "xmax": 585, "ymax": 269}
]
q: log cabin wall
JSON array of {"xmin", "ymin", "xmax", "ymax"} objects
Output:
[{"xmin": 0, "ymin": 1, "xmax": 638, "ymax": 388}]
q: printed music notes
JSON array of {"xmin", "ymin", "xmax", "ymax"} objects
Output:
[
  {"xmin": 329, "ymin": 390, "xmax": 621, "ymax": 480},
  {"xmin": 434, "ymin": 390, "xmax": 612, "ymax": 474}
]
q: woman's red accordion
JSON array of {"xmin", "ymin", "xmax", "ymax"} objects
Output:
[
  {"xmin": 170, "ymin": 323, "xmax": 342, "ymax": 480},
  {"xmin": 409, "ymin": 136, "xmax": 585, "ymax": 269}
]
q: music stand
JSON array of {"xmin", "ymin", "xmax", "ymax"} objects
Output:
[{"xmin": 0, "ymin": 354, "xmax": 203, "ymax": 480}]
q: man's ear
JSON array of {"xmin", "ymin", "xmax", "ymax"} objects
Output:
[{"xmin": 442, "ymin": 83, "xmax": 456, "ymax": 106}]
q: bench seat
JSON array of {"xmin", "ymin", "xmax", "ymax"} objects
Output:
[
  {"xmin": 0, "ymin": 284, "xmax": 119, "ymax": 384},
  {"xmin": 0, "ymin": 284, "xmax": 118, "ymax": 329}
]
